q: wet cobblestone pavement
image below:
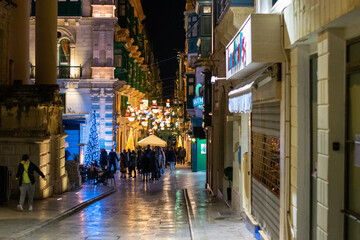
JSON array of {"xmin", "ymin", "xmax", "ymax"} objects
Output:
[{"xmin": 13, "ymin": 169, "xmax": 253, "ymax": 240}]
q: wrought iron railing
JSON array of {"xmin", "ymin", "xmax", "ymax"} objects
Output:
[{"xmin": 30, "ymin": 66, "xmax": 82, "ymax": 79}]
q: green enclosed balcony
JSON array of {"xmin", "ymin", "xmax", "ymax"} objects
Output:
[
  {"xmin": 114, "ymin": 68, "xmax": 129, "ymax": 82},
  {"xmin": 31, "ymin": 0, "xmax": 82, "ymax": 17}
]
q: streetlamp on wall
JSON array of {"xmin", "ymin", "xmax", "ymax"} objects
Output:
[{"xmin": 77, "ymin": 143, "xmax": 87, "ymax": 165}]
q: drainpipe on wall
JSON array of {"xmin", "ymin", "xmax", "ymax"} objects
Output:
[{"xmin": 280, "ymin": 9, "xmax": 294, "ymax": 240}]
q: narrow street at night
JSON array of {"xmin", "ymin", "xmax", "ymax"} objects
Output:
[
  {"xmin": 1, "ymin": 0, "xmax": 360, "ymax": 239},
  {"xmin": 20, "ymin": 169, "xmax": 252, "ymax": 240}
]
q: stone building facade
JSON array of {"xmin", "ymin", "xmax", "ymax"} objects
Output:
[
  {"xmin": 0, "ymin": 0, "xmax": 68, "ymax": 199},
  {"xmin": 29, "ymin": 0, "xmax": 118, "ymax": 160}
]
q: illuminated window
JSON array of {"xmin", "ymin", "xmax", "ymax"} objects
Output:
[
  {"xmin": 189, "ymin": 77, "xmax": 194, "ymax": 83},
  {"xmin": 115, "ymin": 55, "xmax": 122, "ymax": 67},
  {"xmin": 59, "ymin": 39, "xmax": 70, "ymax": 78},
  {"xmin": 203, "ymin": 6, "xmax": 211, "ymax": 13},
  {"xmin": 119, "ymin": 5, "xmax": 125, "ymax": 16},
  {"xmin": 59, "ymin": 39, "xmax": 70, "ymax": 66},
  {"xmin": 188, "ymin": 85, "xmax": 194, "ymax": 95},
  {"xmin": 92, "ymin": 5, "xmax": 115, "ymax": 17}
]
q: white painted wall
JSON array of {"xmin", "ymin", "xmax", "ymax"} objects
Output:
[{"xmin": 63, "ymin": 88, "xmax": 92, "ymax": 114}]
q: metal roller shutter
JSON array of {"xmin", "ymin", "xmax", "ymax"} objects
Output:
[{"xmin": 251, "ymin": 101, "xmax": 281, "ymax": 240}]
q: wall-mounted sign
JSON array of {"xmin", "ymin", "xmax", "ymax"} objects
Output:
[
  {"xmin": 226, "ymin": 17, "xmax": 251, "ymax": 79},
  {"xmin": 195, "ymin": 83, "xmax": 203, "ymax": 97},
  {"xmin": 201, "ymin": 143, "xmax": 206, "ymax": 154},
  {"xmin": 226, "ymin": 14, "xmax": 283, "ymax": 80},
  {"xmin": 193, "ymin": 97, "xmax": 203, "ymax": 109},
  {"xmin": 228, "ymin": 31, "xmax": 246, "ymax": 71}
]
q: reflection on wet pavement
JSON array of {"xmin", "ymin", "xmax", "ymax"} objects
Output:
[{"xmin": 26, "ymin": 169, "xmax": 253, "ymax": 240}]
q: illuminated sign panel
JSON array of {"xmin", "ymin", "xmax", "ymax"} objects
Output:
[
  {"xmin": 226, "ymin": 17, "xmax": 252, "ymax": 79},
  {"xmin": 193, "ymin": 97, "xmax": 203, "ymax": 109},
  {"xmin": 225, "ymin": 14, "xmax": 284, "ymax": 80}
]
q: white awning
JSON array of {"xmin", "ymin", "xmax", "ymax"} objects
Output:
[{"xmin": 228, "ymin": 81, "xmax": 254, "ymax": 113}]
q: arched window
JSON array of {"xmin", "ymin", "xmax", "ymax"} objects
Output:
[
  {"xmin": 59, "ymin": 39, "xmax": 70, "ymax": 78},
  {"xmin": 59, "ymin": 39, "xmax": 70, "ymax": 65}
]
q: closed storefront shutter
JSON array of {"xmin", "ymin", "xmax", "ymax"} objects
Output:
[{"xmin": 251, "ymin": 101, "xmax": 281, "ymax": 240}]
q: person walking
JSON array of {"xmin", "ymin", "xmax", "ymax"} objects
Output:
[
  {"xmin": 127, "ymin": 149, "xmax": 131, "ymax": 177},
  {"xmin": 137, "ymin": 147, "xmax": 143, "ymax": 175},
  {"xmin": 100, "ymin": 149, "xmax": 108, "ymax": 171},
  {"xmin": 119, "ymin": 150, "xmax": 127, "ymax": 178},
  {"xmin": 129, "ymin": 150, "xmax": 137, "ymax": 178},
  {"xmin": 157, "ymin": 147, "xmax": 163, "ymax": 178},
  {"xmin": 151, "ymin": 147, "xmax": 160, "ymax": 181},
  {"xmin": 16, "ymin": 154, "xmax": 46, "ymax": 211},
  {"xmin": 175, "ymin": 147, "xmax": 180, "ymax": 165},
  {"xmin": 168, "ymin": 147, "xmax": 177, "ymax": 172},
  {"xmin": 142, "ymin": 145, "xmax": 152, "ymax": 182},
  {"xmin": 160, "ymin": 147, "xmax": 166, "ymax": 174},
  {"xmin": 179, "ymin": 147, "xmax": 186, "ymax": 165},
  {"xmin": 108, "ymin": 149, "xmax": 119, "ymax": 172}
]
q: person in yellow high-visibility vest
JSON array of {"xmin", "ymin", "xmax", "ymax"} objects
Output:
[{"xmin": 15, "ymin": 154, "xmax": 46, "ymax": 211}]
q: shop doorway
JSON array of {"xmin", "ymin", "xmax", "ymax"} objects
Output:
[{"xmin": 345, "ymin": 38, "xmax": 360, "ymax": 239}]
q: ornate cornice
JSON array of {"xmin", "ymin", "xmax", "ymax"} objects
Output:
[
  {"xmin": 127, "ymin": 45, "xmax": 138, "ymax": 54},
  {"xmin": 115, "ymin": 28, "xmax": 130, "ymax": 42}
]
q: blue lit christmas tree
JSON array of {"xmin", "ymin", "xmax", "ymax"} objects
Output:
[{"xmin": 84, "ymin": 111, "xmax": 100, "ymax": 166}]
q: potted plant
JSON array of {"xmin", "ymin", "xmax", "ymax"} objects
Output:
[{"xmin": 224, "ymin": 166, "xmax": 233, "ymax": 201}]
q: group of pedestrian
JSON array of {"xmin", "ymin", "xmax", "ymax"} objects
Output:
[
  {"xmin": 175, "ymin": 147, "xmax": 187, "ymax": 165},
  {"xmin": 99, "ymin": 148, "xmax": 118, "ymax": 172},
  {"xmin": 119, "ymin": 149, "xmax": 137, "ymax": 178},
  {"xmin": 119, "ymin": 145, "xmax": 163, "ymax": 181},
  {"xmin": 117, "ymin": 145, "xmax": 183, "ymax": 181},
  {"xmin": 84, "ymin": 145, "xmax": 186, "ymax": 183}
]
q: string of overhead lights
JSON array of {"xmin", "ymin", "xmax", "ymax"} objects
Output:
[{"xmin": 125, "ymin": 99, "xmax": 182, "ymax": 134}]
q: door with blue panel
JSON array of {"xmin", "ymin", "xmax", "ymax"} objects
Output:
[
  {"xmin": 65, "ymin": 129, "xmax": 80, "ymax": 160},
  {"xmin": 192, "ymin": 141, "xmax": 197, "ymax": 172}
]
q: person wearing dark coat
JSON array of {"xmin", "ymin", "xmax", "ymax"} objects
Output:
[
  {"xmin": 119, "ymin": 151, "xmax": 127, "ymax": 178},
  {"xmin": 129, "ymin": 150, "xmax": 137, "ymax": 178},
  {"xmin": 152, "ymin": 147, "xmax": 162, "ymax": 180},
  {"xmin": 150, "ymin": 150, "xmax": 158, "ymax": 181},
  {"xmin": 168, "ymin": 147, "xmax": 177, "ymax": 172},
  {"xmin": 100, "ymin": 149, "xmax": 108, "ymax": 171},
  {"xmin": 127, "ymin": 149, "xmax": 131, "ymax": 177},
  {"xmin": 16, "ymin": 154, "xmax": 46, "ymax": 211},
  {"xmin": 179, "ymin": 147, "xmax": 186, "ymax": 165},
  {"xmin": 137, "ymin": 148, "xmax": 143, "ymax": 174},
  {"xmin": 142, "ymin": 145, "xmax": 152, "ymax": 181},
  {"xmin": 108, "ymin": 149, "xmax": 119, "ymax": 172}
]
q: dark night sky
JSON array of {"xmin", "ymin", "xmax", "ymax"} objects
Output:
[{"xmin": 141, "ymin": 0, "xmax": 186, "ymax": 101}]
